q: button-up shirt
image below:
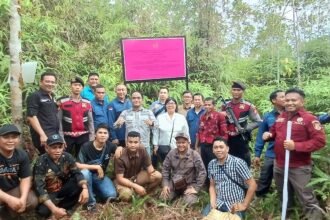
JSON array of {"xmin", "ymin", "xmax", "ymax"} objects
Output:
[
  {"xmin": 108, "ymin": 97, "xmax": 132, "ymax": 140},
  {"xmin": 270, "ymin": 109, "xmax": 326, "ymax": 168},
  {"xmin": 33, "ymin": 152, "xmax": 86, "ymax": 203},
  {"xmin": 153, "ymin": 113, "xmax": 189, "ymax": 149},
  {"xmin": 162, "ymin": 148, "xmax": 206, "ymax": 192},
  {"xmin": 27, "ymin": 89, "xmax": 59, "ymax": 136},
  {"xmin": 91, "ymin": 98, "xmax": 111, "ymax": 129},
  {"xmin": 178, "ymin": 104, "xmax": 194, "ymax": 117},
  {"xmin": 114, "ymin": 147, "xmax": 151, "ymax": 179},
  {"xmin": 119, "ymin": 108, "xmax": 157, "ymax": 148},
  {"xmin": 198, "ymin": 110, "xmax": 228, "ymax": 144},
  {"xmin": 80, "ymin": 86, "xmax": 109, "ymax": 103},
  {"xmin": 254, "ymin": 109, "xmax": 280, "ymax": 159},
  {"xmin": 187, "ymin": 107, "xmax": 206, "ymax": 146},
  {"xmin": 150, "ymin": 100, "xmax": 166, "ymax": 117},
  {"xmin": 208, "ymin": 155, "xmax": 251, "ymax": 210}
]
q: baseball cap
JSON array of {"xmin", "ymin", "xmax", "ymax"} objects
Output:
[
  {"xmin": 175, "ymin": 132, "xmax": 189, "ymax": 140},
  {"xmin": 47, "ymin": 134, "xmax": 64, "ymax": 146},
  {"xmin": 0, "ymin": 124, "xmax": 21, "ymax": 136}
]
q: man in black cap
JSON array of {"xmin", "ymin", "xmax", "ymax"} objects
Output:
[
  {"xmin": 27, "ymin": 72, "xmax": 59, "ymax": 154},
  {"xmin": 33, "ymin": 134, "xmax": 88, "ymax": 219},
  {"xmin": 221, "ymin": 81, "xmax": 262, "ymax": 166},
  {"xmin": 0, "ymin": 124, "xmax": 38, "ymax": 216},
  {"xmin": 58, "ymin": 76, "xmax": 94, "ymax": 157}
]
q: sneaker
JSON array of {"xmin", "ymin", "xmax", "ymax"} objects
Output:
[{"xmin": 86, "ymin": 203, "xmax": 96, "ymax": 212}]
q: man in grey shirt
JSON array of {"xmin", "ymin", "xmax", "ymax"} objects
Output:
[
  {"xmin": 160, "ymin": 132, "xmax": 206, "ymax": 206},
  {"xmin": 114, "ymin": 91, "xmax": 157, "ymax": 155}
]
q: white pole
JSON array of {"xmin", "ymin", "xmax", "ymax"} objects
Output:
[{"xmin": 281, "ymin": 121, "xmax": 292, "ymax": 220}]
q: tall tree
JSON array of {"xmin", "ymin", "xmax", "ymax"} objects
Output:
[{"xmin": 9, "ymin": 0, "xmax": 23, "ymax": 132}]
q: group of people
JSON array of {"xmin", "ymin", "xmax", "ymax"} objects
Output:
[{"xmin": 0, "ymin": 71, "xmax": 328, "ymax": 220}]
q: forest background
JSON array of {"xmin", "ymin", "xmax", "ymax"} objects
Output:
[{"xmin": 0, "ymin": 0, "xmax": 330, "ymax": 219}]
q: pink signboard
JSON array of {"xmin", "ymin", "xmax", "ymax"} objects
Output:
[{"xmin": 121, "ymin": 37, "xmax": 187, "ymax": 82}]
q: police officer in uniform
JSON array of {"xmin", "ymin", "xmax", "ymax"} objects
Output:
[{"xmin": 222, "ymin": 81, "xmax": 262, "ymax": 167}]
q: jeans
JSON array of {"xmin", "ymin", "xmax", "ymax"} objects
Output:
[{"xmin": 81, "ymin": 169, "xmax": 117, "ymax": 205}]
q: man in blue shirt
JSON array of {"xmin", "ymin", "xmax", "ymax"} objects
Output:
[
  {"xmin": 318, "ymin": 112, "xmax": 330, "ymax": 124},
  {"xmin": 186, "ymin": 93, "xmax": 205, "ymax": 149},
  {"xmin": 108, "ymin": 84, "xmax": 132, "ymax": 147},
  {"xmin": 254, "ymin": 89, "xmax": 285, "ymax": 197},
  {"xmin": 150, "ymin": 86, "xmax": 169, "ymax": 117},
  {"xmin": 91, "ymin": 85, "xmax": 112, "ymax": 130},
  {"xmin": 81, "ymin": 72, "xmax": 109, "ymax": 103}
]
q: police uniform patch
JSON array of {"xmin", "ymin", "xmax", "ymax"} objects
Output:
[
  {"xmin": 239, "ymin": 104, "xmax": 245, "ymax": 109},
  {"xmin": 82, "ymin": 103, "xmax": 86, "ymax": 108},
  {"xmin": 312, "ymin": 120, "xmax": 322, "ymax": 130},
  {"xmin": 297, "ymin": 117, "xmax": 303, "ymax": 123},
  {"xmin": 276, "ymin": 117, "xmax": 285, "ymax": 122}
]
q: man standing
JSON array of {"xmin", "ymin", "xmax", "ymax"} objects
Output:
[
  {"xmin": 178, "ymin": 90, "xmax": 194, "ymax": 117},
  {"xmin": 208, "ymin": 137, "xmax": 257, "ymax": 219},
  {"xmin": 58, "ymin": 77, "xmax": 94, "ymax": 157},
  {"xmin": 108, "ymin": 84, "xmax": 132, "ymax": 147},
  {"xmin": 27, "ymin": 72, "xmax": 59, "ymax": 154},
  {"xmin": 263, "ymin": 88, "xmax": 325, "ymax": 220},
  {"xmin": 186, "ymin": 93, "xmax": 205, "ymax": 149},
  {"xmin": 222, "ymin": 81, "xmax": 262, "ymax": 167},
  {"xmin": 0, "ymin": 124, "xmax": 38, "ymax": 216},
  {"xmin": 114, "ymin": 91, "xmax": 157, "ymax": 155},
  {"xmin": 77, "ymin": 124, "xmax": 122, "ymax": 211},
  {"xmin": 160, "ymin": 133, "xmax": 206, "ymax": 206},
  {"xmin": 33, "ymin": 134, "xmax": 88, "ymax": 219},
  {"xmin": 114, "ymin": 131, "xmax": 162, "ymax": 202},
  {"xmin": 253, "ymin": 90, "xmax": 285, "ymax": 197},
  {"xmin": 91, "ymin": 84, "xmax": 111, "ymax": 129},
  {"xmin": 150, "ymin": 86, "xmax": 169, "ymax": 117},
  {"xmin": 196, "ymin": 97, "xmax": 227, "ymax": 173},
  {"xmin": 80, "ymin": 72, "xmax": 109, "ymax": 103}
]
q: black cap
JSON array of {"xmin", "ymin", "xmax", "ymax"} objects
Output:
[
  {"xmin": 47, "ymin": 134, "xmax": 64, "ymax": 146},
  {"xmin": 0, "ymin": 124, "xmax": 21, "ymax": 136},
  {"xmin": 70, "ymin": 76, "xmax": 84, "ymax": 87},
  {"xmin": 175, "ymin": 132, "xmax": 190, "ymax": 141},
  {"xmin": 232, "ymin": 81, "xmax": 246, "ymax": 90}
]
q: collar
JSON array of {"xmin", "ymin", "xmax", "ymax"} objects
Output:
[
  {"xmin": 116, "ymin": 97, "xmax": 125, "ymax": 103},
  {"xmin": 93, "ymin": 98, "xmax": 104, "ymax": 105},
  {"xmin": 282, "ymin": 108, "xmax": 306, "ymax": 119},
  {"xmin": 39, "ymin": 88, "xmax": 55, "ymax": 97},
  {"xmin": 216, "ymin": 154, "xmax": 232, "ymax": 166},
  {"xmin": 183, "ymin": 103, "xmax": 194, "ymax": 110},
  {"xmin": 69, "ymin": 95, "xmax": 82, "ymax": 103},
  {"xmin": 174, "ymin": 148, "xmax": 192, "ymax": 159},
  {"xmin": 127, "ymin": 150, "xmax": 140, "ymax": 159}
]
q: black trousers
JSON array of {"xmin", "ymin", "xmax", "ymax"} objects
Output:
[
  {"xmin": 256, "ymin": 157, "xmax": 274, "ymax": 197},
  {"xmin": 37, "ymin": 177, "xmax": 82, "ymax": 217},
  {"xmin": 228, "ymin": 135, "xmax": 251, "ymax": 167},
  {"xmin": 200, "ymin": 143, "xmax": 216, "ymax": 186},
  {"xmin": 64, "ymin": 133, "xmax": 89, "ymax": 157},
  {"xmin": 31, "ymin": 129, "xmax": 58, "ymax": 155}
]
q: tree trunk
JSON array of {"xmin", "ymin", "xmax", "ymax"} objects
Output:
[{"xmin": 9, "ymin": 0, "xmax": 23, "ymax": 133}]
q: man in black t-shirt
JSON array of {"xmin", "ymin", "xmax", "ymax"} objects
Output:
[
  {"xmin": 77, "ymin": 124, "xmax": 123, "ymax": 211},
  {"xmin": 27, "ymin": 72, "xmax": 59, "ymax": 154},
  {"xmin": 0, "ymin": 124, "xmax": 38, "ymax": 216}
]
